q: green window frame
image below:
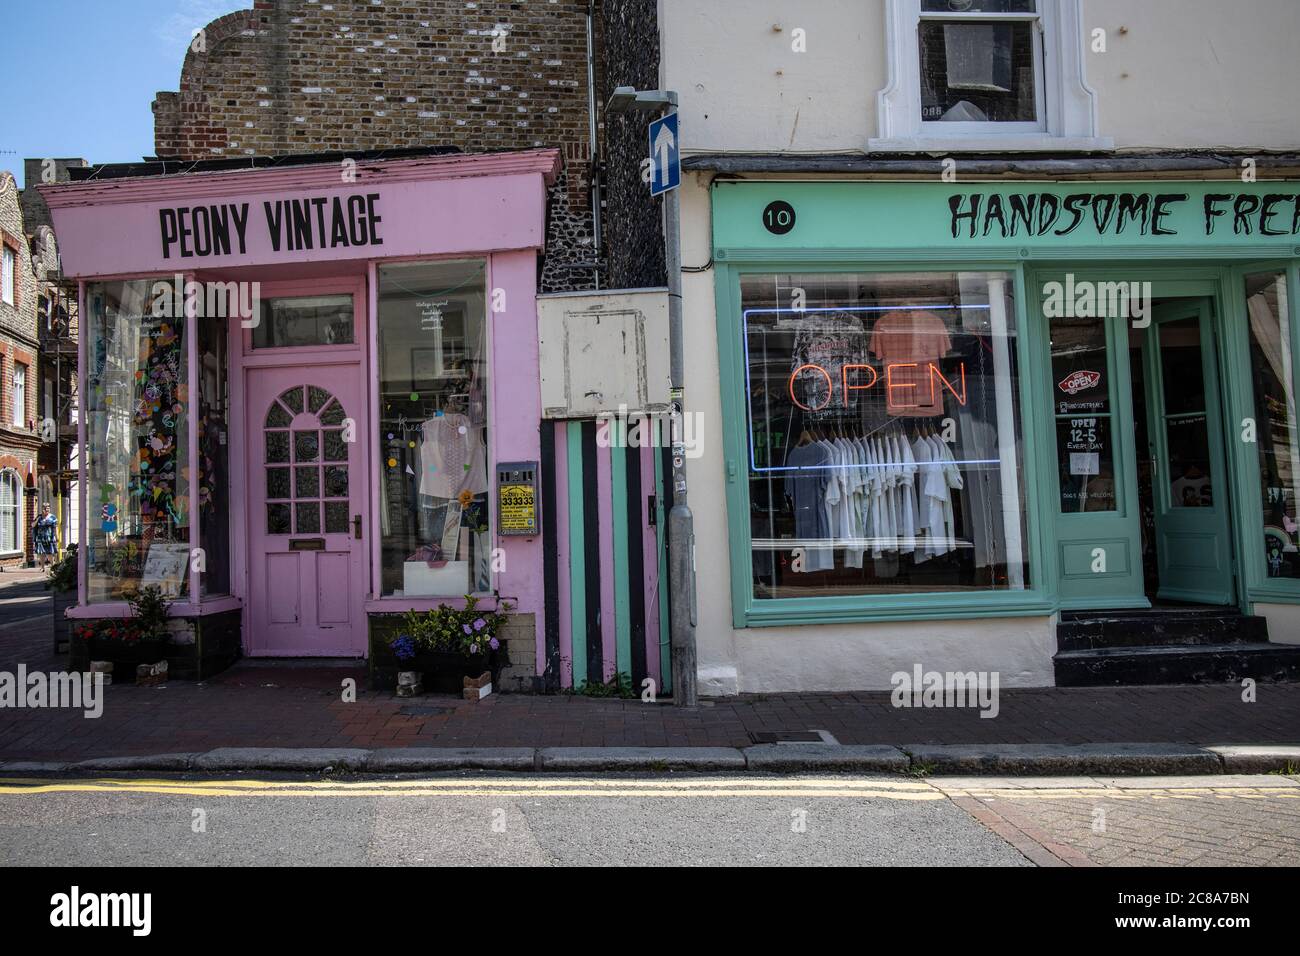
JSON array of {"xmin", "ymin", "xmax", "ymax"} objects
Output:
[
  {"xmin": 712, "ymin": 258, "xmax": 1056, "ymax": 628},
  {"xmin": 1229, "ymin": 262, "xmax": 1300, "ymax": 605}
]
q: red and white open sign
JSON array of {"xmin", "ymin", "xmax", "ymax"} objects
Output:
[{"xmin": 1058, "ymin": 370, "xmax": 1101, "ymax": 395}]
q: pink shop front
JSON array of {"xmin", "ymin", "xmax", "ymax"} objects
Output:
[{"xmin": 42, "ymin": 149, "xmax": 558, "ymax": 683}]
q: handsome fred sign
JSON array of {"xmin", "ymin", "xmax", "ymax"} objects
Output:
[{"xmin": 158, "ymin": 191, "xmax": 384, "ymax": 259}]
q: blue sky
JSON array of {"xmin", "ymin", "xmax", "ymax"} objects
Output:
[{"xmin": 0, "ymin": 0, "xmax": 242, "ymax": 187}]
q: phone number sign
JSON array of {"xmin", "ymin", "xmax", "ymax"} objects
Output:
[{"xmin": 497, "ymin": 461, "xmax": 540, "ymax": 536}]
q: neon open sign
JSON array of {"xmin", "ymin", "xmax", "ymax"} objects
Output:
[{"xmin": 788, "ymin": 361, "xmax": 967, "ymax": 412}]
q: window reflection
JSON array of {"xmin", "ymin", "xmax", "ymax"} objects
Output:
[
  {"xmin": 86, "ymin": 281, "xmax": 189, "ymax": 602},
  {"xmin": 1246, "ymin": 272, "xmax": 1300, "ymax": 577}
]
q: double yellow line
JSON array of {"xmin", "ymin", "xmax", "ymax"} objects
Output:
[
  {"xmin": 2, "ymin": 777, "xmax": 1295, "ymax": 801},
  {"xmin": 0, "ymin": 776, "xmax": 946, "ymax": 800},
  {"xmin": 941, "ymin": 785, "xmax": 1300, "ymax": 801}
]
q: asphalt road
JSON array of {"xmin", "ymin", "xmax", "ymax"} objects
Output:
[
  {"xmin": 0, "ymin": 774, "xmax": 1023, "ymax": 866},
  {"xmin": 2, "ymin": 773, "xmax": 1296, "ymax": 866},
  {"xmin": 0, "ymin": 570, "xmax": 50, "ymax": 632}
]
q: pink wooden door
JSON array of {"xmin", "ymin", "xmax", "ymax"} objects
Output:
[{"xmin": 246, "ymin": 367, "xmax": 366, "ymax": 655}]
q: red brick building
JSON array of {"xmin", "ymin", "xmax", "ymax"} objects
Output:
[{"xmin": 0, "ymin": 171, "xmax": 45, "ymax": 567}]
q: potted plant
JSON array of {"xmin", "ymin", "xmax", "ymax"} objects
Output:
[
  {"xmin": 390, "ymin": 633, "xmax": 423, "ymax": 697},
  {"xmin": 44, "ymin": 544, "xmax": 77, "ymax": 654},
  {"xmin": 78, "ymin": 585, "xmax": 173, "ymax": 667},
  {"xmin": 386, "ymin": 594, "xmax": 513, "ymax": 694}
]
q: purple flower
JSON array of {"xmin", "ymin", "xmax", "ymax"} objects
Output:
[
  {"xmin": 470, "ymin": 643, "xmax": 479, "ymax": 655},
  {"xmin": 462, "ymin": 624, "xmax": 472, "ymax": 635},
  {"xmin": 489, "ymin": 637, "xmax": 499, "ymax": 651},
  {"xmin": 473, "ymin": 618, "xmax": 486, "ymax": 631}
]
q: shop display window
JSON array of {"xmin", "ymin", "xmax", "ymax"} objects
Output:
[
  {"xmin": 198, "ymin": 313, "xmax": 231, "ymax": 595},
  {"xmin": 741, "ymin": 270, "xmax": 1030, "ymax": 599},
  {"xmin": 376, "ymin": 260, "xmax": 490, "ymax": 596},
  {"xmin": 85, "ymin": 280, "xmax": 190, "ymax": 602},
  {"xmin": 1246, "ymin": 272, "xmax": 1300, "ymax": 580}
]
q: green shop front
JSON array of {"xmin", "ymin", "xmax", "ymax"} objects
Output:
[{"xmin": 708, "ymin": 179, "xmax": 1300, "ymax": 687}]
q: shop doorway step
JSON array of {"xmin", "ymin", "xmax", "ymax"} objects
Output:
[{"xmin": 1053, "ymin": 608, "xmax": 1300, "ymax": 686}]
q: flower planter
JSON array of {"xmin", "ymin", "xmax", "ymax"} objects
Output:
[
  {"xmin": 84, "ymin": 637, "xmax": 171, "ymax": 668},
  {"xmin": 384, "ymin": 650, "xmax": 496, "ymax": 697},
  {"xmin": 402, "ymin": 651, "xmax": 495, "ymax": 695}
]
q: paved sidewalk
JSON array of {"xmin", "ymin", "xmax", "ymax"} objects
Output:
[
  {"xmin": 3, "ymin": 581, "xmax": 1298, "ymax": 765},
  {"xmin": 2, "ymin": 646, "xmax": 1298, "ymax": 763}
]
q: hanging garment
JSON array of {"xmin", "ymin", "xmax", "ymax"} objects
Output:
[
  {"xmin": 869, "ymin": 310, "xmax": 954, "ymax": 417},
  {"xmin": 851, "ymin": 437, "xmax": 869, "ymax": 543},
  {"xmin": 824, "ymin": 440, "xmax": 844, "ymax": 558},
  {"xmin": 418, "ymin": 413, "xmax": 489, "ymax": 500},
  {"xmin": 838, "ymin": 438, "xmax": 865, "ymax": 569},
  {"xmin": 874, "ymin": 435, "xmax": 897, "ymax": 555},
  {"xmin": 910, "ymin": 434, "xmax": 936, "ymax": 562},
  {"xmin": 920, "ymin": 435, "xmax": 949, "ymax": 556},
  {"xmin": 784, "ymin": 441, "xmax": 835, "ymax": 572},
  {"xmin": 847, "ymin": 437, "xmax": 870, "ymax": 568},
  {"xmin": 895, "ymin": 433, "xmax": 918, "ymax": 555},
  {"xmin": 922, "ymin": 436, "xmax": 965, "ymax": 556}
]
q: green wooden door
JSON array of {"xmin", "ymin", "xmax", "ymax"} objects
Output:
[{"xmin": 1142, "ymin": 299, "xmax": 1235, "ymax": 604}]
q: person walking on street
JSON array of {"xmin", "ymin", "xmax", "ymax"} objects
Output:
[{"xmin": 33, "ymin": 502, "xmax": 58, "ymax": 570}]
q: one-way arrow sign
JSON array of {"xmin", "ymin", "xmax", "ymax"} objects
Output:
[{"xmin": 648, "ymin": 111, "xmax": 680, "ymax": 196}]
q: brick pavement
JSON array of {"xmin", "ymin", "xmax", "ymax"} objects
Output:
[
  {"xmin": 960, "ymin": 787, "xmax": 1300, "ymax": 866},
  {"xmin": 3, "ymin": 583, "xmax": 1299, "ymax": 762},
  {"xmin": 2, "ymin": 645, "xmax": 1299, "ymax": 762}
]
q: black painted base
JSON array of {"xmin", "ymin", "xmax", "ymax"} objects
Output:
[{"xmin": 1054, "ymin": 609, "xmax": 1300, "ymax": 686}]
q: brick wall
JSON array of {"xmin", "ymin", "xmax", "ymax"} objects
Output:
[
  {"xmin": 19, "ymin": 159, "xmax": 89, "ymax": 233},
  {"xmin": 0, "ymin": 172, "xmax": 45, "ymax": 566},
  {"xmin": 495, "ymin": 611, "xmax": 538, "ymax": 692},
  {"xmin": 597, "ymin": 0, "xmax": 665, "ymax": 290},
  {"xmin": 152, "ymin": 0, "xmax": 602, "ymax": 291}
]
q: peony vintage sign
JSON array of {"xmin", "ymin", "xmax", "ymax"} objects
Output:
[
  {"xmin": 158, "ymin": 191, "xmax": 383, "ymax": 260},
  {"xmin": 39, "ymin": 151, "xmax": 558, "ymax": 279}
]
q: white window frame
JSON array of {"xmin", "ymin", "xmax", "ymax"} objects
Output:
[
  {"xmin": 0, "ymin": 469, "xmax": 21, "ymax": 555},
  {"xmin": 12, "ymin": 362, "xmax": 26, "ymax": 428},
  {"xmin": 1, "ymin": 244, "xmax": 14, "ymax": 306},
  {"xmin": 871, "ymin": 0, "xmax": 1111, "ymax": 152}
]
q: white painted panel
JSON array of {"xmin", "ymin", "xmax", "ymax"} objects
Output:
[{"xmin": 538, "ymin": 289, "xmax": 670, "ymax": 417}]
